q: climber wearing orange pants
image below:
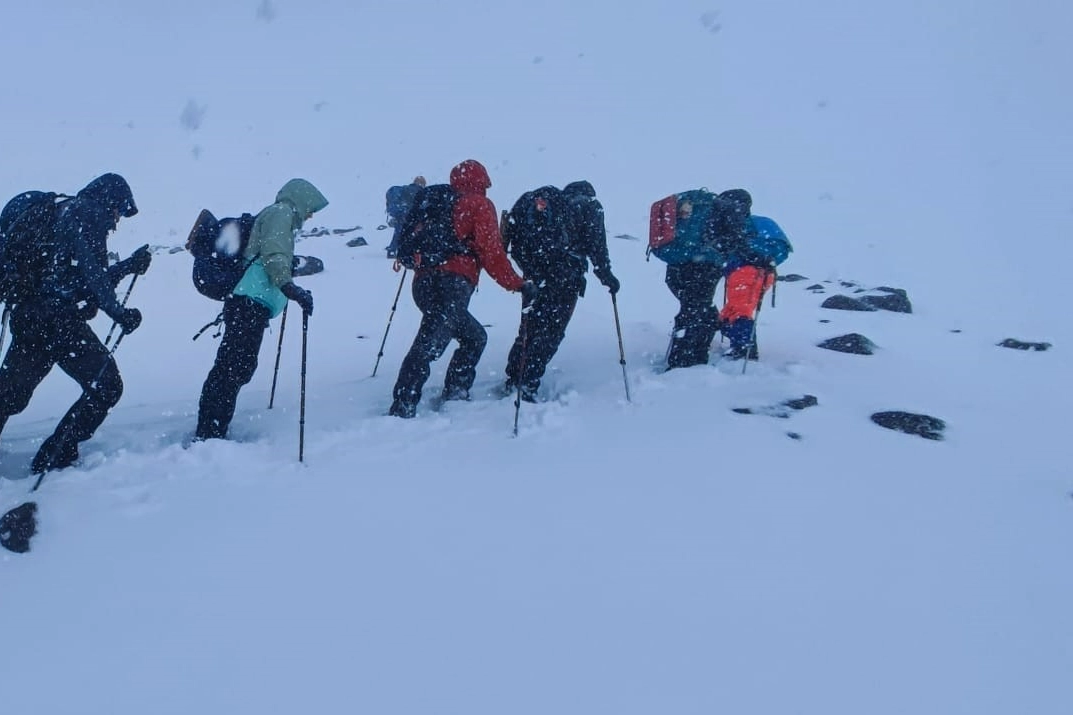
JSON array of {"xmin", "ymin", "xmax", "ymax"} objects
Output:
[{"xmin": 719, "ymin": 264, "xmax": 774, "ymax": 360}]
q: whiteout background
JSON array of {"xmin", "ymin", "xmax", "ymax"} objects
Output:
[{"xmin": 1, "ymin": 2, "xmax": 1071, "ymax": 714}]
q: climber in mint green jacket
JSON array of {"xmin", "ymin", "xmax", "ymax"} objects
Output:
[
  {"xmin": 233, "ymin": 178, "xmax": 329, "ymax": 317},
  {"xmin": 196, "ymin": 178, "xmax": 328, "ymax": 441}
]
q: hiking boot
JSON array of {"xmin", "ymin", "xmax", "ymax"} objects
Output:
[
  {"xmin": 723, "ymin": 343, "xmax": 759, "ymax": 362},
  {"xmin": 500, "ymin": 380, "xmax": 537, "ymax": 402},
  {"xmin": 440, "ymin": 385, "xmax": 470, "ymax": 402},
  {"xmin": 31, "ymin": 436, "xmax": 80, "ymax": 475},
  {"xmin": 388, "ymin": 400, "xmax": 417, "ymax": 419}
]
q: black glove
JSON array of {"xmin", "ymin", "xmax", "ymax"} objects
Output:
[
  {"xmin": 281, "ymin": 282, "xmax": 314, "ymax": 316},
  {"xmin": 126, "ymin": 245, "xmax": 152, "ymax": 275},
  {"xmin": 520, "ymin": 280, "xmax": 539, "ymax": 303},
  {"xmin": 115, "ymin": 307, "xmax": 142, "ymax": 335},
  {"xmin": 597, "ymin": 269, "xmax": 620, "ymax": 295}
]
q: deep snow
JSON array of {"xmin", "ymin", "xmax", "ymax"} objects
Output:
[{"xmin": 1, "ymin": 2, "xmax": 1071, "ymax": 714}]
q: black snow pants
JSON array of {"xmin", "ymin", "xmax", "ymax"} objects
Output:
[
  {"xmin": 664, "ymin": 262, "xmax": 722, "ymax": 369},
  {"xmin": 0, "ymin": 299, "xmax": 123, "ymax": 456},
  {"xmin": 196, "ymin": 296, "xmax": 271, "ymax": 440},
  {"xmin": 391, "ymin": 270, "xmax": 487, "ymax": 410},
  {"xmin": 504, "ymin": 276, "xmax": 582, "ymax": 395}
]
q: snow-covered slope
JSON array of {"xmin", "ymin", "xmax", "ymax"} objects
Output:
[{"xmin": 1, "ymin": 2, "xmax": 1071, "ymax": 713}]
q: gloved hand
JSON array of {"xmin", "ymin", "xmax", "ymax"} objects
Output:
[
  {"xmin": 281, "ymin": 282, "xmax": 314, "ymax": 316},
  {"xmin": 597, "ymin": 269, "xmax": 620, "ymax": 295},
  {"xmin": 116, "ymin": 307, "xmax": 142, "ymax": 335},
  {"xmin": 520, "ymin": 280, "xmax": 539, "ymax": 303},
  {"xmin": 126, "ymin": 245, "xmax": 152, "ymax": 275}
]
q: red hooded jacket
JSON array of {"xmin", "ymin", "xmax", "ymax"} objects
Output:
[{"xmin": 435, "ymin": 159, "xmax": 524, "ymax": 292}]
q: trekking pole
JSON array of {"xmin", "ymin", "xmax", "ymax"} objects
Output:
[
  {"xmin": 268, "ymin": 305, "xmax": 288, "ymax": 408},
  {"xmin": 372, "ymin": 268, "xmax": 407, "ymax": 377},
  {"xmin": 104, "ymin": 273, "xmax": 139, "ymax": 347},
  {"xmin": 32, "ymin": 331, "xmax": 127, "ymax": 492},
  {"xmin": 0, "ymin": 306, "xmax": 9, "ymax": 354},
  {"xmin": 611, "ymin": 293, "xmax": 631, "ymax": 402},
  {"xmin": 299, "ymin": 311, "xmax": 308, "ymax": 462},
  {"xmin": 512, "ymin": 311, "xmax": 530, "ymax": 437}
]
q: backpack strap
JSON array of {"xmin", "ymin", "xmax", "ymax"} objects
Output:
[{"xmin": 192, "ymin": 311, "xmax": 225, "ymax": 341}]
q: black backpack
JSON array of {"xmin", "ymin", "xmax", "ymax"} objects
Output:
[
  {"xmin": 385, "ymin": 183, "xmax": 421, "ymax": 225},
  {"xmin": 186, "ymin": 208, "xmax": 257, "ymax": 300},
  {"xmin": 503, "ymin": 185, "xmax": 575, "ymax": 277},
  {"xmin": 395, "ymin": 184, "xmax": 469, "ymax": 270},
  {"xmin": 0, "ymin": 191, "xmax": 71, "ymax": 305}
]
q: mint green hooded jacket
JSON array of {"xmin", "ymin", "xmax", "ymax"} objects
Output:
[{"xmin": 233, "ymin": 178, "xmax": 329, "ymax": 317}]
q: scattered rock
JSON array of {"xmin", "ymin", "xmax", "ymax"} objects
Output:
[
  {"xmin": 787, "ymin": 432, "xmax": 802, "ymax": 441},
  {"xmin": 292, "ymin": 255, "xmax": 324, "ymax": 276},
  {"xmin": 817, "ymin": 333, "xmax": 876, "ymax": 355},
  {"xmin": 346, "ymin": 236, "xmax": 368, "ymax": 247},
  {"xmin": 168, "ymin": 246, "xmax": 185, "ymax": 254},
  {"xmin": 950, "ymin": 329, "xmax": 962, "ymax": 334},
  {"xmin": 777, "ymin": 273, "xmax": 809, "ymax": 282},
  {"xmin": 783, "ymin": 395, "xmax": 819, "ymax": 410},
  {"xmin": 821, "ymin": 295, "xmax": 877, "ymax": 312},
  {"xmin": 614, "ymin": 233, "xmax": 641, "ymax": 241},
  {"xmin": 331, "ymin": 225, "xmax": 361, "ymax": 235},
  {"xmin": 376, "ymin": 224, "xmax": 388, "ymax": 231},
  {"xmin": 861, "ymin": 291, "xmax": 912, "ymax": 313},
  {"xmin": 840, "ymin": 281, "xmax": 857, "ymax": 288},
  {"xmin": 997, "ymin": 338, "xmax": 1052, "ymax": 352},
  {"xmin": 807, "ymin": 283, "xmax": 826, "ymax": 292},
  {"xmin": 300, "ymin": 227, "xmax": 331, "ymax": 238},
  {"xmin": 819, "ymin": 319, "xmax": 831, "ymax": 323},
  {"xmin": 870, "ymin": 411, "xmax": 946, "ymax": 441},
  {"xmin": 733, "ymin": 394, "xmax": 818, "ymax": 418}
]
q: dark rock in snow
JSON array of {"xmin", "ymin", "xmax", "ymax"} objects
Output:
[
  {"xmin": 777, "ymin": 273, "xmax": 809, "ymax": 282},
  {"xmin": 346, "ymin": 236, "xmax": 368, "ymax": 247},
  {"xmin": 861, "ymin": 291, "xmax": 912, "ymax": 313},
  {"xmin": 819, "ymin": 319, "xmax": 831, "ymax": 323},
  {"xmin": 292, "ymin": 255, "xmax": 324, "ymax": 276},
  {"xmin": 997, "ymin": 338, "xmax": 1052, "ymax": 352},
  {"xmin": 733, "ymin": 394, "xmax": 818, "ymax": 418},
  {"xmin": 783, "ymin": 395, "xmax": 819, "ymax": 410},
  {"xmin": 818, "ymin": 333, "xmax": 876, "ymax": 355},
  {"xmin": 821, "ymin": 295, "xmax": 877, "ymax": 312},
  {"xmin": 871, "ymin": 411, "xmax": 946, "ymax": 440},
  {"xmin": 807, "ymin": 283, "xmax": 826, "ymax": 292},
  {"xmin": 787, "ymin": 431, "xmax": 803, "ymax": 441}
]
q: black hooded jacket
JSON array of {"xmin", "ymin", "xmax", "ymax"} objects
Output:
[
  {"xmin": 38, "ymin": 173, "xmax": 138, "ymax": 319},
  {"xmin": 562, "ymin": 180, "xmax": 613, "ymax": 279}
]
